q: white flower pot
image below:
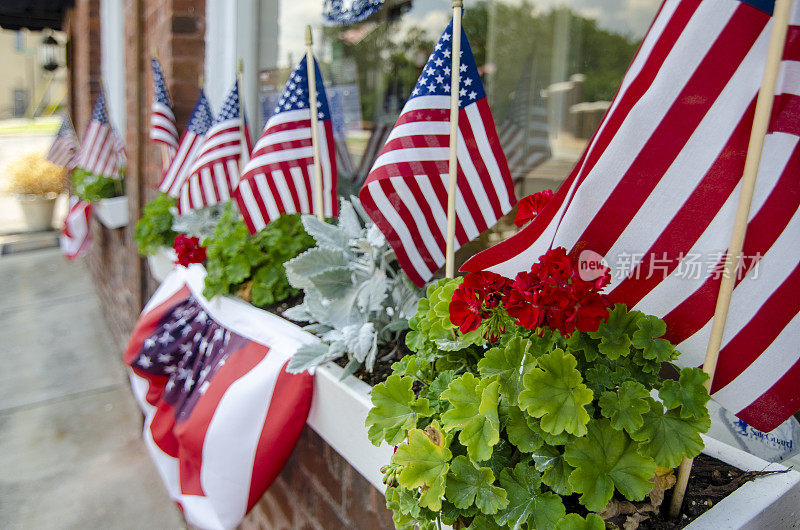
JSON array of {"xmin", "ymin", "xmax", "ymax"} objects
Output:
[
  {"xmin": 146, "ymin": 247, "xmax": 177, "ymax": 283},
  {"xmin": 15, "ymin": 193, "xmax": 56, "ymax": 231},
  {"xmin": 94, "ymin": 196, "xmax": 128, "ymax": 229},
  {"xmin": 308, "ymin": 365, "xmax": 800, "ymax": 526}
]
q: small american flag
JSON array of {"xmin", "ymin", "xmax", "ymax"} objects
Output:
[
  {"xmin": 46, "ymin": 115, "xmax": 80, "ymax": 171},
  {"xmin": 234, "ymin": 56, "xmax": 337, "ymax": 234},
  {"xmin": 150, "ymin": 57, "xmax": 179, "ymax": 168},
  {"xmin": 465, "ymin": 0, "xmax": 800, "ymax": 432},
  {"xmin": 177, "ymin": 80, "xmax": 252, "ymax": 213},
  {"xmin": 359, "ymin": 19, "xmax": 516, "ymax": 287},
  {"xmin": 125, "ymin": 266, "xmax": 314, "ymax": 529},
  {"xmin": 60, "ymin": 196, "xmax": 92, "ymax": 260},
  {"xmin": 74, "ymin": 91, "xmax": 124, "ymax": 178},
  {"xmin": 497, "ymin": 54, "xmax": 551, "ymax": 181},
  {"xmin": 159, "ymin": 91, "xmax": 213, "ymax": 197}
]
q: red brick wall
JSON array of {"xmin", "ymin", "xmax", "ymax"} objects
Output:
[{"xmin": 242, "ymin": 427, "xmax": 395, "ymax": 530}]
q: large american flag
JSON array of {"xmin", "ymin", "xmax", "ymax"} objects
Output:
[
  {"xmin": 177, "ymin": 80, "xmax": 252, "ymax": 213},
  {"xmin": 159, "ymin": 91, "xmax": 213, "ymax": 197},
  {"xmin": 46, "ymin": 115, "xmax": 80, "ymax": 171},
  {"xmin": 74, "ymin": 91, "xmax": 124, "ymax": 178},
  {"xmin": 60, "ymin": 196, "xmax": 92, "ymax": 260},
  {"xmin": 234, "ymin": 56, "xmax": 337, "ymax": 234},
  {"xmin": 464, "ymin": 0, "xmax": 800, "ymax": 432},
  {"xmin": 124, "ymin": 265, "xmax": 315, "ymax": 529},
  {"xmin": 359, "ymin": 19, "xmax": 516, "ymax": 287},
  {"xmin": 150, "ymin": 57, "xmax": 179, "ymax": 168}
]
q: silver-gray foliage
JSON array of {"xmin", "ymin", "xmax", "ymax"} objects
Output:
[
  {"xmin": 284, "ymin": 197, "xmax": 421, "ymax": 375},
  {"xmin": 171, "ymin": 203, "xmax": 226, "ymax": 240}
]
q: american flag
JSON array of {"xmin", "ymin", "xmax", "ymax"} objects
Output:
[
  {"xmin": 497, "ymin": 54, "xmax": 551, "ymax": 181},
  {"xmin": 159, "ymin": 91, "xmax": 213, "ymax": 197},
  {"xmin": 74, "ymin": 91, "xmax": 124, "ymax": 178},
  {"xmin": 177, "ymin": 80, "xmax": 252, "ymax": 213},
  {"xmin": 124, "ymin": 265, "xmax": 315, "ymax": 529},
  {"xmin": 150, "ymin": 57, "xmax": 179, "ymax": 168},
  {"xmin": 60, "ymin": 196, "xmax": 92, "ymax": 260},
  {"xmin": 234, "ymin": 56, "xmax": 337, "ymax": 234},
  {"xmin": 359, "ymin": 19, "xmax": 516, "ymax": 287},
  {"xmin": 46, "ymin": 115, "xmax": 80, "ymax": 170},
  {"xmin": 464, "ymin": 0, "xmax": 800, "ymax": 432}
]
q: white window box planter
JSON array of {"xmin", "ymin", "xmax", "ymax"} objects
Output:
[
  {"xmin": 306, "ymin": 362, "xmax": 800, "ymax": 527},
  {"xmin": 146, "ymin": 247, "xmax": 176, "ymax": 283},
  {"xmin": 94, "ymin": 196, "xmax": 129, "ymax": 229}
]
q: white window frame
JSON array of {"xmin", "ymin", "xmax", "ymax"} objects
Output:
[{"xmin": 100, "ymin": 0, "xmax": 126, "ymax": 140}]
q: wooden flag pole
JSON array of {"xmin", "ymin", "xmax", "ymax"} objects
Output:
[
  {"xmin": 445, "ymin": 0, "xmax": 463, "ymax": 278},
  {"xmin": 668, "ymin": 0, "xmax": 793, "ymax": 518},
  {"xmin": 236, "ymin": 59, "xmax": 250, "ymax": 168},
  {"xmin": 306, "ymin": 25, "xmax": 325, "ymax": 221}
]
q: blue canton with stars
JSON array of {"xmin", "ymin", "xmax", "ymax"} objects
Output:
[
  {"xmin": 91, "ymin": 91, "xmax": 109, "ymax": 124},
  {"xmin": 216, "ymin": 80, "xmax": 241, "ymax": 121},
  {"xmin": 322, "ymin": 0, "xmax": 384, "ymax": 25},
  {"xmin": 410, "ymin": 18, "xmax": 486, "ymax": 109},
  {"xmin": 151, "ymin": 58, "xmax": 172, "ymax": 107},
  {"xmin": 187, "ymin": 90, "xmax": 214, "ymax": 135},
  {"xmin": 274, "ymin": 56, "xmax": 331, "ymax": 121}
]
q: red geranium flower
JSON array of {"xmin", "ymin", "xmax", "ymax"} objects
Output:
[
  {"xmin": 537, "ymin": 247, "xmax": 573, "ymax": 284},
  {"xmin": 571, "ymin": 293, "xmax": 610, "ymax": 333},
  {"xmin": 173, "ymin": 234, "xmax": 207, "ymax": 267},
  {"xmin": 514, "ymin": 189, "xmax": 554, "ymax": 227},
  {"xmin": 505, "ymin": 271, "xmax": 546, "ymax": 330},
  {"xmin": 449, "ymin": 287, "xmax": 484, "ymax": 334}
]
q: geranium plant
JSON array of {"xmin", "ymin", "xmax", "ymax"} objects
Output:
[
  {"xmin": 365, "ymin": 247, "xmax": 711, "ymax": 529},
  {"xmin": 71, "ymin": 167, "xmax": 125, "ymax": 202},
  {"xmin": 134, "ymin": 193, "xmax": 177, "ymax": 256},
  {"xmin": 202, "ymin": 203, "xmax": 314, "ymax": 310},
  {"xmin": 173, "ymin": 234, "xmax": 206, "ymax": 266}
]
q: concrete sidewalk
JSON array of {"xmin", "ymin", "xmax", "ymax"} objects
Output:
[{"xmin": 0, "ymin": 247, "xmax": 183, "ymax": 529}]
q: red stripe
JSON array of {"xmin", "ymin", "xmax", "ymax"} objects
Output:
[
  {"xmin": 663, "ymin": 141, "xmax": 800, "ymax": 344},
  {"xmin": 234, "ymin": 182, "xmax": 259, "ymax": 234},
  {"xmin": 736, "ymin": 355, "xmax": 800, "ymax": 432},
  {"xmin": 459, "ymin": 107, "xmax": 504, "ymax": 220},
  {"xmin": 279, "ymin": 160, "xmax": 303, "ymax": 211},
  {"xmin": 782, "ymin": 25, "xmax": 800, "ymax": 61},
  {"xmin": 711, "ymin": 262, "xmax": 800, "ymax": 393},
  {"xmin": 455, "ymin": 165, "xmax": 489, "ymax": 239},
  {"xmin": 476, "ymin": 99, "xmax": 516, "ymax": 205},
  {"xmin": 323, "ymin": 122, "xmax": 338, "ymax": 217},
  {"xmin": 299, "ymin": 162, "xmax": 314, "ymax": 213},
  {"xmin": 246, "ymin": 362, "xmax": 313, "ymax": 510},
  {"xmin": 573, "ymin": 5, "xmax": 766, "ymax": 259},
  {"xmin": 608, "ymin": 99, "xmax": 757, "ymax": 306},
  {"xmin": 769, "ymin": 93, "xmax": 800, "ymax": 136},
  {"xmin": 379, "ymin": 177, "xmax": 439, "ymax": 273},
  {"xmin": 395, "ymin": 107, "xmax": 449, "ymax": 127},
  {"xmin": 379, "ymin": 133, "xmax": 449, "ymax": 157},
  {"xmin": 406, "ymin": 175, "xmax": 447, "ymax": 251}
]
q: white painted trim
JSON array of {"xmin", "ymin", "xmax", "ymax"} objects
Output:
[{"xmin": 100, "ymin": 0, "xmax": 126, "ymax": 138}]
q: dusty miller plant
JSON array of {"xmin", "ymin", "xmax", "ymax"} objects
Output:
[
  {"xmin": 284, "ymin": 197, "xmax": 422, "ymax": 375},
  {"xmin": 171, "ymin": 202, "xmax": 226, "ymax": 240}
]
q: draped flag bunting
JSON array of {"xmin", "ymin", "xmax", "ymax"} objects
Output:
[
  {"xmin": 322, "ymin": 0, "xmax": 384, "ymax": 25},
  {"xmin": 75, "ymin": 91, "xmax": 124, "ymax": 178},
  {"xmin": 60, "ymin": 196, "xmax": 92, "ymax": 260},
  {"xmin": 159, "ymin": 91, "xmax": 213, "ymax": 197},
  {"xmin": 498, "ymin": 53, "xmax": 551, "ymax": 181},
  {"xmin": 124, "ymin": 265, "xmax": 315, "ymax": 530},
  {"xmin": 150, "ymin": 57, "xmax": 179, "ymax": 168},
  {"xmin": 464, "ymin": 0, "xmax": 800, "ymax": 432},
  {"xmin": 177, "ymin": 80, "xmax": 252, "ymax": 213},
  {"xmin": 359, "ymin": 19, "xmax": 516, "ymax": 287},
  {"xmin": 234, "ymin": 56, "xmax": 337, "ymax": 234},
  {"xmin": 46, "ymin": 115, "xmax": 80, "ymax": 171}
]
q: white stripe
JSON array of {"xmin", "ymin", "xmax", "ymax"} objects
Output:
[
  {"xmin": 436, "ymin": 172, "xmax": 480, "ymax": 241},
  {"xmin": 464, "ymin": 104, "xmax": 514, "ymax": 213},
  {"xmin": 224, "ymin": 159, "xmax": 239, "ymax": 195},
  {"xmin": 368, "ymin": 180, "xmax": 434, "ymax": 279},
  {"xmin": 777, "ymin": 60, "xmax": 800, "ymax": 97},
  {"xmin": 254, "ymin": 127, "xmax": 311, "ymax": 149},
  {"xmin": 383, "ymin": 121, "xmax": 450, "ymax": 145},
  {"xmin": 372, "ymin": 147, "xmax": 449, "ymax": 170},
  {"xmin": 239, "ymin": 180, "xmax": 266, "ymax": 232},
  {"xmin": 317, "ymin": 125, "xmax": 333, "ymax": 217},
  {"xmin": 711, "ymin": 311, "xmax": 800, "ymax": 413},
  {"xmin": 246, "ymin": 146, "xmax": 313, "ymax": 168},
  {"xmin": 255, "ymin": 173, "xmax": 282, "ymax": 220},
  {"xmin": 289, "ymin": 166, "xmax": 310, "ymax": 213},
  {"xmin": 397, "ymin": 95, "xmax": 450, "ymax": 114},
  {"xmin": 263, "ymin": 108, "xmax": 311, "ymax": 128},
  {"xmin": 201, "ymin": 167, "xmax": 217, "ymax": 203},
  {"xmin": 415, "ymin": 176, "xmax": 448, "ymax": 236},
  {"xmin": 456, "ymin": 135, "xmax": 497, "ymax": 229},
  {"xmin": 391, "ymin": 179, "xmax": 446, "ymax": 264}
]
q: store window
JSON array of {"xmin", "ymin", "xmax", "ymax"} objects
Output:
[{"xmin": 249, "ymin": 0, "xmax": 660, "ymax": 200}]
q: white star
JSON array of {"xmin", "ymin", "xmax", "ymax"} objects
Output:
[
  {"xmin": 443, "ymin": 85, "xmax": 450, "ymax": 92},
  {"xmin": 434, "ymin": 58, "xmax": 443, "ymax": 67},
  {"xmin": 469, "ymin": 91, "xmax": 477, "ymax": 100},
  {"xmin": 297, "ymin": 101, "xmax": 304, "ymax": 107},
  {"xmin": 435, "ymin": 75, "xmax": 444, "ymax": 84},
  {"xmin": 426, "ymin": 67, "xmax": 435, "ymax": 76},
  {"xmin": 460, "ymin": 88, "xmax": 467, "ymax": 97},
  {"xmin": 180, "ymin": 343, "xmax": 192, "ymax": 355},
  {"xmin": 158, "ymin": 332, "xmax": 173, "ymax": 345},
  {"xmin": 444, "ymin": 66, "xmax": 451, "ymax": 75},
  {"xmin": 181, "ymin": 326, "xmax": 192, "ymax": 337},
  {"xmin": 420, "ymin": 76, "xmax": 427, "ymax": 85},
  {"xmin": 284, "ymin": 103, "xmax": 291, "ymax": 110},
  {"xmin": 177, "ymin": 367, "xmax": 192, "ymax": 380},
  {"xmin": 143, "ymin": 337, "xmax": 157, "ymax": 349},
  {"xmin": 316, "ymin": 100, "xmax": 322, "ymax": 107},
  {"xmin": 434, "ymin": 43, "xmax": 442, "ymax": 51},
  {"xmin": 138, "ymin": 356, "xmax": 152, "ymax": 368},
  {"xmin": 463, "ymin": 78, "xmax": 472, "ymax": 86},
  {"xmin": 443, "ymin": 50, "xmax": 451, "ymax": 58},
  {"xmin": 412, "ymin": 87, "xmax": 420, "ymax": 95},
  {"xmin": 442, "ymin": 32, "xmax": 451, "ymax": 41},
  {"xmin": 158, "ymin": 353, "xmax": 173, "ymax": 363},
  {"xmin": 290, "ymin": 95, "xmax": 297, "ymax": 102},
  {"xmin": 427, "ymin": 83, "xmax": 436, "ymax": 92},
  {"xmin": 289, "ymin": 82, "xmax": 296, "ymax": 89},
  {"xmin": 460, "ymin": 64, "xmax": 468, "ymax": 73},
  {"xmin": 163, "ymin": 365, "xmax": 177, "ymax": 374},
  {"xmin": 318, "ymin": 112, "xmax": 324, "ymax": 118},
  {"xmin": 183, "ymin": 376, "xmax": 194, "ymax": 391}
]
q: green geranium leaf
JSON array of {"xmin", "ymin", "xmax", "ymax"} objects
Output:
[
  {"xmin": 441, "ymin": 373, "xmax": 501, "ymax": 461},
  {"xmin": 632, "ymin": 314, "xmax": 675, "ymax": 361},
  {"xmin": 395, "ymin": 424, "xmax": 451, "ymax": 511},
  {"xmin": 565, "ymin": 419, "xmax": 657, "ymax": 511},
  {"xmin": 589, "ymin": 303, "xmax": 637, "ymax": 359},
  {"xmin": 518, "ymin": 349, "xmax": 593, "ymax": 436},
  {"xmin": 598, "ymin": 380, "xmax": 651, "ymax": 433},
  {"xmin": 554, "ymin": 513, "xmax": 605, "ymax": 530},
  {"xmin": 530, "ymin": 445, "xmax": 574, "ymax": 496},
  {"xmin": 505, "ymin": 405, "xmax": 544, "ymax": 453},
  {"xmin": 495, "ymin": 462, "xmax": 566, "ymax": 530},
  {"xmin": 469, "ymin": 515, "xmax": 503, "ymax": 530},
  {"xmin": 566, "ymin": 331, "xmax": 601, "ymax": 362},
  {"xmin": 445, "ymin": 456, "xmax": 508, "ymax": 514},
  {"xmin": 659, "ymin": 367, "xmax": 711, "ymax": 419},
  {"xmin": 478, "ymin": 336, "xmax": 537, "ymax": 405},
  {"xmin": 366, "ymin": 375, "xmax": 434, "ymax": 446},
  {"xmin": 631, "ymin": 399, "xmax": 709, "ymax": 467},
  {"xmin": 427, "ymin": 370, "xmax": 457, "ymax": 413}
]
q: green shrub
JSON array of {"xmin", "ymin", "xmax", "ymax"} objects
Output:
[{"xmin": 134, "ymin": 193, "xmax": 177, "ymax": 256}]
